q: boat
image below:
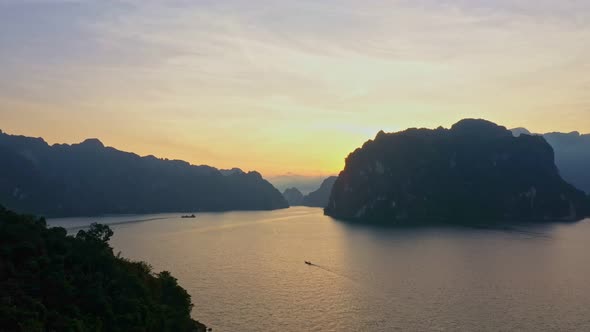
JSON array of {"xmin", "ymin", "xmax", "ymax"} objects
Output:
[
  {"xmin": 305, "ymin": 261, "xmax": 312, "ymax": 265},
  {"xmin": 181, "ymin": 214, "xmax": 196, "ymax": 219}
]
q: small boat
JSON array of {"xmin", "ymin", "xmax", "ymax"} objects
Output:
[
  {"xmin": 181, "ymin": 214, "xmax": 196, "ymax": 219},
  {"xmin": 305, "ymin": 261, "xmax": 312, "ymax": 265}
]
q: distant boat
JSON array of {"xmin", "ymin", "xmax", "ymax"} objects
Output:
[
  {"xmin": 181, "ymin": 214, "xmax": 196, "ymax": 219},
  {"xmin": 305, "ymin": 261, "xmax": 312, "ymax": 265}
]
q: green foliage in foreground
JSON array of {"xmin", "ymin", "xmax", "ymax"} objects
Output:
[{"xmin": 0, "ymin": 206, "xmax": 207, "ymax": 331}]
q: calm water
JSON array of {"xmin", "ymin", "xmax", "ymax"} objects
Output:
[{"xmin": 49, "ymin": 207, "xmax": 590, "ymax": 331}]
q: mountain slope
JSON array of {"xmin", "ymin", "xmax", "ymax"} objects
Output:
[
  {"xmin": 0, "ymin": 131, "xmax": 288, "ymax": 217},
  {"xmin": 512, "ymin": 129, "xmax": 590, "ymax": 194},
  {"xmin": 326, "ymin": 119, "xmax": 589, "ymax": 224},
  {"xmin": 301, "ymin": 176, "xmax": 337, "ymax": 208},
  {"xmin": 543, "ymin": 131, "xmax": 590, "ymax": 194}
]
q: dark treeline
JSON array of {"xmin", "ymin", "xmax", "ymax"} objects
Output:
[{"xmin": 0, "ymin": 206, "xmax": 207, "ymax": 331}]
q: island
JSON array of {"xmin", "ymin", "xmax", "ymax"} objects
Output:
[{"xmin": 325, "ymin": 119, "xmax": 590, "ymax": 224}]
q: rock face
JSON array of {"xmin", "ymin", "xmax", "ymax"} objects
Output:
[
  {"xmin": 512, "ymin": 130, "xmax": 590, "ymax": 194},
  {"xmin": 283, "ymin": 187, "xmax": 304, "ymax": 206},
  {"xmin": 0, "ymin": 131, "xmax": 288, "ymax": 217},
  {"xmin": 325, "ymin": 119, "xmax": 589, "ymax": 224},
  {"xmin": 302, "ymin": 176, "xmax": 338, "ymax": 208}
]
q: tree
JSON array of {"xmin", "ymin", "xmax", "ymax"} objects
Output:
[{"xmin": 76, "ymin": 222, "xmax": 114, "ymax": 244}]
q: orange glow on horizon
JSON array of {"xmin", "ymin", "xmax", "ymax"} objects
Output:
[{"xmin": 1, "ymin": 1, "xmax": 589, "ymax": 177}]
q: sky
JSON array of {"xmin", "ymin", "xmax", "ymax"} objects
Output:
[{"xmin": 1, "ymin": 0, "xmax": 589, "ymax": 178}]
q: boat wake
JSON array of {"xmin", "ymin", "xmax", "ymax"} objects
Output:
[
  {"xmin": 305, "ymin": 261, "xmax": 359, "ymax": 284},
  {"xmin": 60, "ymin": 216, "xmax": 176, "ymax": 232},
  {"xmin": 304, "ymin": 261, "xmax": 398, "ymax": 302}
]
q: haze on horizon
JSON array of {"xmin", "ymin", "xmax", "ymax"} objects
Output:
[{"xmin": 1, "ymin": 0, "xmax": 589, "ymax": 177}]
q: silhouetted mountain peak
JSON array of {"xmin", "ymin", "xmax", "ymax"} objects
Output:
[
  {"xmin": 0, "ymin": 131, "xmax": 47, "ymax": 149},
  {"xmin": 511, "ymin": 127, "xmax": 532, "ymax": 137},
  {"xmin": 375, "ymin": 130, "xmax": 387, "ymax": 140},
  {"xmin": 450, "ymin": 118, "xmax": 511, "ymax": 138},
  {"xmin": 220, "ymin": 168, "xmax": 244, "ymax": 176},
  {"xmin": 78, "ymin": 138, "xmax": 105, "ymax": 149},
  {"xmin": 246, "ymin": 171, "xmax": 263, "ymax": 179},
  {"xmin": 282, "ymin": 187, "xmax": 304, "ymax": 206},
  {"xmin": 284, "ymin": 187, "xmax": 303, "ymax": 194},
  {"xmin": 546, "ymin": 131, "xmax": 581, "ymax": 137}
]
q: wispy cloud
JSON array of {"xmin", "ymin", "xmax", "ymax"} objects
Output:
[{"xmin": 1, "ymin": 0, "xmax": 589, "ymax": 174}]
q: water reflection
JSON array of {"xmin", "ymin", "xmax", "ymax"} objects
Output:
[{"xmin": 49, "ymin": 208, "xmax": 590, "ymax": 331}]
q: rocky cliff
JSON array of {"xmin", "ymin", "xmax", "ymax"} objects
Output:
[{"xmin": 325, "ymin": 119, "xmax": 589, "ymax": 224}]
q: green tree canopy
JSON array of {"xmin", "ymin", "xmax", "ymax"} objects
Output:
[{"xmin": 0, "ymin": 206, "xmax": 208, "ymax": 332}]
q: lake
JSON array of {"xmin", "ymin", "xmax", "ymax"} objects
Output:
[{"xmin": 49, "ymin": 207, "xmax": 590, "ymax": 331}]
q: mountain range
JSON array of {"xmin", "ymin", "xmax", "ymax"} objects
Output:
[
  {"xmin": 282, "ymin": 176, "xmax": 337, "ymax": 208},
  {"xmin": 0, "ymin": 130, "xmax": 288, "ymax": 217}
]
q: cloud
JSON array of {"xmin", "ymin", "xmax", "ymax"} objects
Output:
[{"xmin": 1, "ymin": 0, "xmax": 589, "ymax": 174}]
